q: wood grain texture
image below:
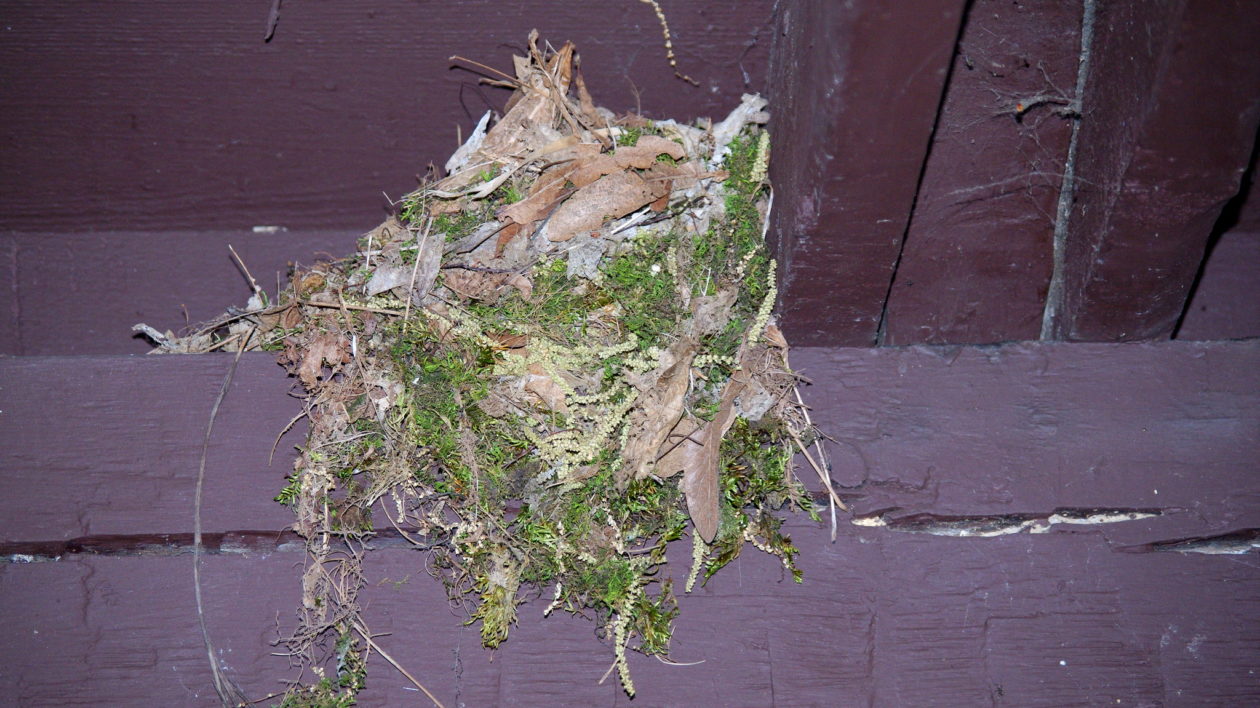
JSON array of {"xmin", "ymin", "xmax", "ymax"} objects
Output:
[
  {"xmin": 0, "ymin": 354, "xmax": 301, "ymax": 541},
  {"xmin": 1050, "ymin": 0, "xmax": 1260, "ymax": 341},
  {"xmin": 881, "ymin": 0, "xmax": 1078, "ymax": 345},
  {"xmin": 1177, "ymin": 230, "xmax": 1260, "ymax": 341},
  {"xmin": 0, "ymin": 229, "xmax": 357, "ymax": 355},
  {"xmin": 0, "ymin": 0, "xmax": 774, "ymax": 232},
  {"xmin": 0, "ymin": 555, "xmax": 307, "ymax": 706},
  {"xmin": 767, "ymin": 0, "xmax": 967, "ymax": 346},
  {"xmin": 2, "ymin": 341, "xmax": 1258, "ymax": 704}
]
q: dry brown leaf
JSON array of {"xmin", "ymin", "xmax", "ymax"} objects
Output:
[
  {"xmin": 684, "ymin": 371, "xmax": 747, "ymax": 543},
  {"xmin": 506, "ymin": 273, "xmax": 533, "ymax": 300},
  {"xmin": 654, "ymin": 415, "xmax": 703, "ymax": 479},
  {"xmin": 297, "ymin": 334, "xmax": 350, "ymax": 388},
  {"xmin": 406, "ymin": 226, "xmax": 444, "ymax": 304},
  {"xmin": 573, "ymin": 69, "xmax": 604, "ymax": 132},
  {"xmin": 295, "ymin": 271, "xmax": 325, "ymax": 298},
  {"xmin": 498, "ymin": 171, "xmax": 572, "ymax": 226},
  {"xmin": 364, "ymin": 264, "xmax": 411, "ymax": 297},
  {"xmin": 523, "ymin": 363, "xmax": 569, "ymax": 414},
  {"xmin": 280, "ymin": 305, "xmax": 303, "ymax": 330},
  {"xmin": 619, "ymin": 337, "xmax": 699, "ymax": 485},
  {"xmin": 443, "ymin": 268, "xmax": 510, "ymax": 300},
  {"xmin": 487, "ymin": 332, "xmax": 529, "ymax": 349},
  {"xmin": 543, "ymin": 170, "xmax": 670, "ymax": 242},
  {"xmin": 613, "ymin": 135, "xmax": 686, "ymax": 168},
  {"xmin": 493, "ymin": 222, "xmax": 521, "ymax": 258},
  {"xmin": 762, "ymin": 322, "xmax": 789, "ymax": 350},
  {"xmin": 566, "ymin": 154, "xmax": 622, "ymax": 188}
]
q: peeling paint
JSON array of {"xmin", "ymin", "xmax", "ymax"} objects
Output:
[{"xmin": 852, "ymin": 507, "xmax": 1160, "ymax": 538}]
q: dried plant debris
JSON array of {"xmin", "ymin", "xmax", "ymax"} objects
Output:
[{"xmin": 139, "ymin": 31, "xmax": 838, "ymax": 703}]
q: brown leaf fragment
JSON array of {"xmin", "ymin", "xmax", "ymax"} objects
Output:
[
  {"xmin": 573, "ymin": 69, "xmax": 605, "ymax": 133},
  {"xmin": 494, "ymin": 222, "xmax": 522, "ymax": 257},
  {"xmin": 443, "ymin": 268, "xmax": 511, "ymax": 301},
  {"xmin": 295, "ymin": 271, "xmax": 325, "ymax": 297},
  {"xmin": 566, "ymin": 154, "xmax": 623, "ymax": 188},
  {"xmin": 406, "ymin": 225, "xmax": 445, "ymax": 304},
  {"xmin": 280, "ymin": 304, "xmax": 303, "ymax": 330},
  {"xmin": 543, "ymin": 170, "xmax": 670, "ymax": 242},
  {"xmin": 524, "ymin": 363, "xmax": 569, "ymax": 414},
  {"xmin": 487, "ymin": 332, "xmax": 529, "ymax": 349},
  {"xmin": 364, "ymin": 264, "xmax": 411, "ymax": 297},
  {"xmin": 297, "ymin": 334, "xmax": 350, "ymax": 388},
  {"xmin": 498, "ymin": 171, "xmax": 573, "ymax": 226},
  {"xmin": 619, "ymin": 337, "xmax": 699, "ymax": 485},
  {"xmin": 654, "ymin": 415, "xmax": 704, "ymax": 479},
  {"xmin": 613, "ymin": 135, "xmax": 686, "ymax": 168},
  {"xmin": 762, "ymin": 322, "xmax": 789, "ymax": 350},
  {"xmin": 684, "ymin": 371, "xmax": 747, "ymax": 543},
  {"xmin": 506, "ymin": 273, "xmax": 533, "ymax": 300}
]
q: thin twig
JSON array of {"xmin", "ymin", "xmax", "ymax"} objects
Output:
[
  {"xmin": 269, "ymin": 406, "xmax": 310, "ymax": 466},
  {"xmin": 449, "ymin": 55, "xmax": 520, "ymax": 85},
  {"xmin": 195, "ymin": 330, "xmax": 255, "ymax": 707},
  {"xmin": 228, "ymin": 244, "xmax": 264, "ymax": 300},
  {"xmin": 352, "ymin": 622, "xmax": 447, "ymax": 708},
  {"xmin": 300, "ymin": 300, "xmax": 404, "ymax": 316}
]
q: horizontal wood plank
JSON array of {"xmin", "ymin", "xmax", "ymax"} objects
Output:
[
  {"xmin": 0, "ymin": 355, "xmax": 302, "ymax": 541},
  {"xmin": 3, "ymin": 526, "xmax": 1257, "ymax": 705},
  {"xmin": 2, "ymin": 341, "xmax": 1257, "ymax": 704},
  {"xmin": 0, "ymin": 229, "xmax": 357, "ymax": 355},
  {"xmin": 0, "ymin": 0, "xmax": 774, "ymax": 232}
]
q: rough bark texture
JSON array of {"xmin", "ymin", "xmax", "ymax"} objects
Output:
[
  {"xmin": 3, "ymin": 342, "xmax": 1257, "ymax": 705},
  {"xmin": 767, "ymin": 0, "xmax": 967, "ymax": 346}
]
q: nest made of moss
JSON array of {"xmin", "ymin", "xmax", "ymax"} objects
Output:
[{"xmin": 140, "ymin": 31, "xmax": 843, "ymax": 705}]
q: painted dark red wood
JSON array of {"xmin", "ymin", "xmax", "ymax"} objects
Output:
[
  {"xmin": 0, "ymin": 229, "xmax": 355, "ymax": 355},
  {"xmin": 880, "ymin": 0, "xmax": 1079, "ymax": 345},
  {"xmin": 2, "ymin": 341, "xmax": 1257, "ymax": 704},
  {"xmin": 1177, "ymin": 230, "xmax": 1260, "ymax": 341},
  {"xmin": 1047, "ymin": 0, "xmax": 1260, "ymax": 341},
  {"xmin": 0, "ymin": 0, "xmax": 774, "ymax": 233},
  {"xmin": 0, "ymin": 355, "xmax": 301, "ymax": 540},
  {"xmin": 767, "ymin": 0, "xmax": 967, "ymax": 346}
]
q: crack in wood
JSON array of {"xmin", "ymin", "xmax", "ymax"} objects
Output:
[
  {"xmin": 852, "ymin": 507, "xmax": 1162, "ymax": 537},
  {"xmin": 0, "ymin": 528, "xmax": 432, "ymax": 563},
  {"xmin": 1119, "ymin": 528, "xmax": 1260, "ymax": 555}
]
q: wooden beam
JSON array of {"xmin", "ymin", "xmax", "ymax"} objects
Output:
[
  {"xmin": 767, "ymin": 0, "xmax": 967, "ymax": 346},
  {"xmin": 1045, "ymin": 0, "xmax": 1260, "ymax": 341},
  {"xmin": 0, "ymin": 0, "xmax": 774, "ymax": 232},
  {"xmin": 0, "ymin": 229, "xmax": 356, "ymax": 356},
  {"xmin": 881, "ymin": 0, "xmax": 1081, "ymax": 345},
  {"xmin": 2, "ymin": 341, "xmax": 1257, "ymax": 703},
  {"xmin": 0, "ymin": 355, "xmax": 300, "ymax": 540}
]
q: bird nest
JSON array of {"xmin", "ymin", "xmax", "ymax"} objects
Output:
[{"xmin": 141, "ymin": 31, "xmax": 839, "ymax": 704}]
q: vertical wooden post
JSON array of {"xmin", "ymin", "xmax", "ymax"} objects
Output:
[
  {"xmin": 768, "ymin": 0, "xmax": 967, "ymax": 346},
  {"xmin": 1046, "ymin": 0, "xmax": 1260, "ymax": 341}
]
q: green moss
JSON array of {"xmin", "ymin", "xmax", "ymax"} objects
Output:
[
  {"xmin": 616, "ymin": 126, "xmax": 643, "ymax": 147},
  {"xmin": 599, "ymin": 234, "xmax": 681, "ymax": 349}
]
